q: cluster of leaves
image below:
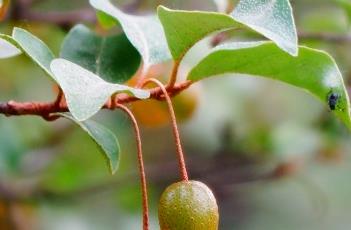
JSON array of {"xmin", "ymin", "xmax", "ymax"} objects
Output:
[{"xmin": 0, "ymin": 0, "xmax": 350, "ymax": 174}]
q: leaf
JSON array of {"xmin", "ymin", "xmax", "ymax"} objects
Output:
[
  {"xmin": 12, "ymin": 27, "xmax": 56, "ymax": 80},
  {"xmin": 0, "ymin": 28, "xmax": 58, "ymax": 82},
  {"xmin": 0, "ymin": 34, "xmax": 22, "ymax": 58},
  {"xmin": 60, "ymin": 24, "xmax": 141, "ymax": 83},
  {"xmin": 188, "ymin": 42, "xmax": 351, "ymax": 129},
  {"xmin": 231, "ymin": 0, "xmax": 298, "ymax": 56},
  {"xmin": 157, "ymin": 1, "xmax": 298, "ymax": 62},
  {"xmin": 157, "ymin": 6, "xmax": 239, "ymax": 60},
  {"xmin": 50, "ymin": 58, "xmax": 150, "ymax": 121},
  {"xmin": 59, "ymin": 113, "xmax": 120, "ymax": 174},
  {"xmin": 96, "ymin": 11, "xmax": 118, "ymax": 29},
  {"xmin": 89, "ymin": 0, "xmax": 171, "ymax": 69}
]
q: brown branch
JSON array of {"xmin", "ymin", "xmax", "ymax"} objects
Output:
[
  {"xmin": 0, "ymin": 81, "xmax": 193, "ymax": 120},
  {"xmin": 24, "ymin": 9, "xmax": 97, "ymax": 26},
  {"xmin": 10, "ymin": 0, "xmax": 144, "ymax": 27},
  {"xmin": 11, "ymin": 0, "xmax": 95, "ymax": 26}
]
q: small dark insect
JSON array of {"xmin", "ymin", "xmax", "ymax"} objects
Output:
[{"xmin": 328, "ymin": 92, "xmax": 340, "ymax": 111}]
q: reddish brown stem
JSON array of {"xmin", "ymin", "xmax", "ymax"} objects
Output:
[
  {"xmin": 167, "ymin": 60, "xmax": 181, "ymax": 89},
  {"xmin": 116, "ymin": 104, "xmax": 149, "ymax": 230},
  {"xmin": 54, "ymin": 88, "xmax": 64, "ymax": 106},
  {"xmin": 0, "ymin": 81, "xmax": 193, "ymax": 120},
  {"xmin": 142, "ymin": 78, "xmax": 189, "ymax": 182}
]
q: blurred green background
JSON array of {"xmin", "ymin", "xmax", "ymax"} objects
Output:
[{"xmin": 1, "ymin": 0, "xmax": 351, "ymax": 229}]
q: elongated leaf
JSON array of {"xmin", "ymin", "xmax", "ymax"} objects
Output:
[
  {"xmin": 188, "ymin": 42, "xmax": 351, "ymax": 128},
  {"xmin": 12, "ymin": 27, "xmax": 56, "ymax": 79},
  {"xmin": 50, "ymin": 59, "xmax": 150, "ymax": 121},
  {"xmin": 158, "ymin": 2, "xmax": 297, "ymax": 62},
  {"xmin": 60, "ymin": 113, "xmax": 120, "ymax": 174},
  {"xmin": 89, "ymin": 0, "xmax": 171, "ymax": 69},
  {"xmin": 231, "ymin": 0, "xmax": 298, "ymax": 56},
  {"xmin": 0, "ymin": 34, "xmax": 22, "ymax": 58},
  {"xmin": 158, "ymin": 6, "xmax": 239, "ymax": 60},
  {"xmin": 60, "ymin": 24, "xmax": 141, "ymax": 83}
]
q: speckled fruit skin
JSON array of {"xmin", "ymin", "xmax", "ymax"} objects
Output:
[{"xmin": 158, "ymin": 180, "xmax": 219, "ymax": 230}]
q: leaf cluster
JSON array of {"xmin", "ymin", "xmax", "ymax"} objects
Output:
[{"xmin": 0, "ymin": 0, "xmax": 350, "ymax": 173}]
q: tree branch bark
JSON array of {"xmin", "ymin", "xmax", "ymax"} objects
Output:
[{"xmin": 0, "ymin": 81, "xmax": 192, "ymax": 120}]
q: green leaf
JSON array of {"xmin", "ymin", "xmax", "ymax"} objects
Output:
[
  {"xmin": 157, "ymin": 6, "xmax": 239, "ymax": 60},
  {"xmin": 96, "ymin": 11, "xmax": 118, "ymax": 29},
  {"xmin": 0, "ymin": 34, "xmax": 22, "ymax": 58},
  {"xmin": 60, "ymin": 24, "xmax": 141, "ymax": 83},
  {"xmin": 89, "ymin": 0, "xmax": 171, "ymax": 69},
  {"xmin": 50, "ymin": 58, "xmax": 150, "ymax": 121},
  {"xmin": 157, "ymin": 1, "xmax": 298, "ymax": 62},
  {"xmin": 59, "ymin": 113, "xmax": 120, "ymax": 174},
  {"xmin": 231, "ymin": 0, "xmax": 298, "ymax": 56},
  {"xmin": 188, "ymin": 42, "xmax": 351, "ymax": 129},
  {"xmin": 12, "ymin": 27, "xmax": 56, "ymax": 80}
]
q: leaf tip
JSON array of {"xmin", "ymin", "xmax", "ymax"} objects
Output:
[
  {"xmin": 12, "ymin": 27, "xmax": 27, "ymax": 38},
  {"xmin": 110, "ymin": 164, "xmax": 119, "ymax": 175},
  {"xmin": 74, "ymin": 24, "xmax": 88, "ymax": 30},
  {"xmin": 288, "ymin": 44, "xmax": 299, "ymax": 57},
  {"xmin": 59, "ymin": 113, "xmax": 121, "ymax": 175},
  {"xmin": 12, "ymin": 26, "xmax": 22, "ymax": 33},
  {"xmin": 0, "ymin": 35, "xmax": 22, "ymax": 59},
  {"xmin": 89, "ymin": 0, "xmax": 98, "ymax": 7}
]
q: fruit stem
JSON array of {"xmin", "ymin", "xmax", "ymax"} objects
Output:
[
  {"xmin": 142, "ymin": 78, "xmax": 189, "ymax": 182},
  {"xmin": 116, "ymin": 104, "xmax": 149, "ymax": 230}
]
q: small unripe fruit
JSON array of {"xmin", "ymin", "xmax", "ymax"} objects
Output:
[{"xmin": 158, "ymin": 180, "xmax": 219, "ymax": 230}]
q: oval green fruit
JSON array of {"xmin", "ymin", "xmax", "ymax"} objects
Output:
[{"xmin": 158, "ymin": 180, "xmax": 219, "ymax": 230}]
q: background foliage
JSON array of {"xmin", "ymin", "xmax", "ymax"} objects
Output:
[{"xmin": 0, "ymin": 0, "xmax": 351, "ymax": 229}]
